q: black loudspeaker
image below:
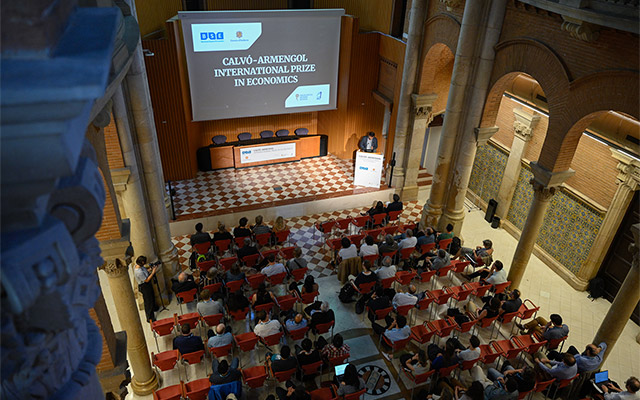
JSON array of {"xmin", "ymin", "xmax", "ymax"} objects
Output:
[
  {"xmin": 485, "ymin": 199, "xmax": 498, "ymax": 223},
  {"xmin": 288, "ymin": 0, "xmax": 312, "ymax": 8},
  {"xmin": 319, "ymin": 135, "xmax": 328, "ymax": 156},
  {"xmin": 491, "ymin": 216, "xmax": 501, "ymax": 229}
]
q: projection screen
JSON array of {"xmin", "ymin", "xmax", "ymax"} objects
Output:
[{"xmin": 179, "ymin": 9, "xmax": 344, "ymax": 121}]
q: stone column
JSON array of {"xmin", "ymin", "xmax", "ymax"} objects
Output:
[
  {"xmin": 507, "ymin": 163, "xmax": 574, "ymax": 290},
  {"xmin": 390, "ymin": 0, "xmax": 427, "ymax": 189},
  {"xmin": 112, "ymin": 84, "xmax": 170, "ymax": 305},
  {"xmin": 593, "ymin": 223, "xmax": 640, "ymax": 363},
  {"xmin": 423, "ymin": 0, "xmax": 507, "ymax": 231},
  {"xmin": 125, "ymin": 25, "xmax": 180, "ymax": 286},
  {"xmin": 575, "ymin": 149, "xmax": 640, "ymax": 288},
  {"xmin": 495, "ymin": 108, "xmax": 539, "ymax": 219},
  {"xmin": 102, "ymin": 259, "xmax": 158, "ymax": 395},
  {"xmin": 401, "ymin": 93, "xmax": 437, "ymax": 200}
]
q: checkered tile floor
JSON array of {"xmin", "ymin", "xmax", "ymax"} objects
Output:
[
  {"xmin": 168, "ymin": 154, "xmax": 387, "ymax": 220},
  {"xmin": 171, "ymin": 201, "xmax": 423, "ymax": 279}
]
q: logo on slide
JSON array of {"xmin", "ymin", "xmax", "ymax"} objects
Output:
[
  {"xmin": 285, "ymin": 84, "xmax": 331, "ymax": 108},
  {"xmin": 359, "ymin": 166, "xmax": 369, "ymax": 170},
  {"xmin": 191, "ymin": 23, "xmax": 261, "ymax": 52}
]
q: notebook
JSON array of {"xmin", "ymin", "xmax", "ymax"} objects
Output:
[{"xmin": 595, "ymin": 371, "xmax": 609, "ymax": 384}]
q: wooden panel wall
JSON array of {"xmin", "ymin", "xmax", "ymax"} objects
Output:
[
  {"xmin": 205, "ymin": 0, "xmax": 287, "ymax": 10},
  {"xmin": 314, "ymin": 0, "xmax": 394, "ymax": 34},
  {"xmin": 134, "ymin": 0, "xmax": 182, "ymax": 37}
]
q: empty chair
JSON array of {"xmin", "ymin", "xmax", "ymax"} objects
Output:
[
  {"xmin": 276, "ymin": 129, "xmax": 290, "ymax": 137},
  {"xmin": 183, "ymin": 378, "xmax": 211, "ymax": 400},
  {"xmin": 237, "ymin": 132, "xmax": 252, "ymax": 141},
  {"xmin": 212, "ymin": 135, "xmax": 227, "ymax": 145},
  {"xmin": 153, "ymin": 384, "xmax": 183, "ymax": 400},
  {"xmin": 294, "ymin": 127, "xmax": 309, "ymax": 136},
  {"xmin": 152, "ymin": 349, "xmax": 180, "ymax": 377},
  {"xmin": 403, "ymin": 369, "xmax": 435, "ymax": 399},
  {"xmin": 276, "ymin": 294, "xmax": 298, "ymax": 312},
  {"xmin": 260, "ymin": 130, "xmax": 274, "ymax": 138},
  {"xmin": 181, "ymin": 350, "xmax": 206, "ymax": 380},
  {"xmin": 176, "ymin": 289, "xmax": 198, "ymax": 314},
  {"xmin": 242, "ymin": 365, "xmax": 268, "ymax": 389},
  {"xmin": 151, "ymin": 317, "xmax": 176, "ymax": 351}
]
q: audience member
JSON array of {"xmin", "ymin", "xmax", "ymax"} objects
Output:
[
  {"xmin": 190, "ymin": 222, "xmax": 212, "ymax": 246},
  {"xmin": 251, "ymin": 283, "xmax": 276, "ymax": 306},
  {"xmin": 172, "ymin": 272, "xmax": 197, "ymax": 295},
  {"xmin": 227, "ymin": 289, "xmax": 250, "ymax": 312},
  {"xmin": 213, "ymin": 222, "xmax": 233, "ymax": 243},
  {"xmin": 254, "ymin": 310, "xmax": 282, "ymax": 339},
  {"xmin": 483, "ymin": 375, "xmax": 519, "ymax": 400},
  {"xmin": 290, "ymin": 275, "xmax": 318, "ymax": 297},
  {"xmin": 398, "ymin": 229, "xmax": 417, "ymax": 250},
  {"xmin": 318, "ymin": 333, "xmax": 350, "ymax": 362},
  {"xmin": 252, "ymin": 215, "xmax": 271, "ymax": 235},
  {"xmin": 199, "ymin": 266, "xmax": 222, "ymax": 290},
  {"xmin": 308, "ymin": 301, "xmax": 335, "ymax": 332},
  {"xmin": 351, "ymin": 260, "xmax": 378, "ymax": 288},
  {"xmin": 233, "ymin": 217, "xmax": 251, "ymax": 238},
  {"xmin": 366, "ymin": 286, "xmax": 391, "ymax": 323},
  {"xmin": 261, "ymin": 254, "xmax": 286, "ymax": 277},
  {"xmin": 359, "ymin": 235, "xmax": 379, "ymax": 256},
  {"xmin": 500, "ymin": 289, "xmax": 522, "ymax": 315},
  {"xmin": 428, "ymin": 337, "xmax": 460, "ymax": 370},
  {"xmin": 437, "ymin": 223, "xmax": 455, "ymax": 241},
  {"xmin": 400, "ymin": 350, "xmax": 430, "ymax": 375},
  {"xmin": 295, "ymin": 338, "xmax": 321, "ymax": 368},
  {"xmin": 468, "ymin": 296, "xmax": 501, "ymax": 323},
  {"xmin": 417, "ymin": 227, "xmax": 436, "ymax": 247},
  {"xmin": 518, "ymin": 313, "xmax": 569, "ymax": 340},
  {"xmin": 392, "ymin": 285, "xmax": 418, "ymax": 308},
  {"xmin": 173, "ymin": 323, "xmax": 204, "ymax": 355},
  {"xmin": 285, "ymin": 313, "xmax": 308, "ymax": 331},
  {"xmin": 286, "ymin": 247, "xmax": 307, "ymax": 272},
  {"xmin": 209, "ymin": 358, "xmax": 241, "ymax": 385},
  {"xmin": 225, "ymin": 262, "xmax": 246, "ymax": 283},
  {"xmin": 375, "ymin": 256, "xmax": 397, "ymax": 280},
  {"xmin": 373, "ymin": 315, "xmax": 410, "ymax": 361},
  {"xmin": 602, "ymin": 376, "xmax": 640, "ymax": 400},
  {"xmin": 568, "ymin": 342, "xmax": 607, "ymax": 373},
  {"xmin": 364, "ymin": 201, "xmax": 386, "ymax": 218},
  {"xmin": 465, "ymin": 260, "xmax": 506, "ymax": 285},
  {"xmin": 487, "ymin": 362, "xmax": 536, "ymax": 394},
  {"xmin": 272, "ymin": 216, "xmax": 286, "ymax": 233},
  {"xmin": 457, "ymin": 335, "xmax": 481, "ymax": 361},
  {"xmin": 275, "ymin": 382, "xmax": 311, "ymax": 400},
  {"xmin": 338, "ymin": 237, "xmax": 358, "ymax": 262},
  {"xmin": 207, "ymin": 323, "xmax": 233, "ymax": 348},
  {"xmin": 378, "ymin": 234, "xmax": 399, "ymax": 254},
  {"xmin": 386, "ymin": 193, "xmax": 403, "ymax": 213},
  {"xmin": 237, "ymin": 237, "xmax": 259, "ymax": 260},
  {"xmin": 197, "ymin": 289, "xmax": 224, "ymax": 316},
  {"xmin": 268, "ymin": 345, "xmax": 298, "ymax": 373},
  {"xmin": 426, "ymin": 249, "xmax": 451, "ymax": 271},
  {"xmin": 534, "ymin": 352, "xmax": 578, "ymax": 380},
  {"xmin": 455, "ymin": 239, "xmax": 493, "ymax": 263},
  {"xmin": 336, "ymin": 363, "xmax": 365, "ymax": 396}
]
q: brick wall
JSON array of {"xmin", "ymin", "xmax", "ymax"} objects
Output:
[
  {"xmin": 95, "ymin": 171, "xmax": 121, "ymax": 241},
  {"xmin": 104, "ymin": 115, "xmax": 124, "ymax": 169}
]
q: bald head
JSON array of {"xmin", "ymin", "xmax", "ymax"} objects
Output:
[
  {"xmin": 294, "ymin": 314, "xmax": 303, "ymax": 324},
  {"xmin": 216, "ymin": 323, "xmax": 225, "ymax": 335},
  {"xmin": 178, "ymin": 272, "xmax": 187, "ymax": 282},
  {"xmin": 409, "ymin": 285, "xmax": 417, "ymax": 294}
]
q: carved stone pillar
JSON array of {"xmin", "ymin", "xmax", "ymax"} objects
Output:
[
  {"xmin": 495, "ymin": 108, "xmax": 539, "ymax": 219},
  {"xmin": 507, "ymin": 163, "xmax": 575, "ymax": 290},
  {"xmin": 593, "ymin": 223, "xmax": 640, "ymax": 363},
  {"xmin": 125, "ymin": 16, "xmax": 180, "ymax": 287},
  {"xmin": 576, "ymin": 149, "xmax": 640, "ymax": 288},
  {"xmin": 102, "ymin": 259, "xmax": 158, "ymax": 395},
  {"xmin": 402, "ymin": 93, "xmax": 437, "ymax": 201},
  {"xmin": 390, "ymin": 0, "xmax": 428, "ymax": 189}
]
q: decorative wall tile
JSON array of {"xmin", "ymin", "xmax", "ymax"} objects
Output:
[{"xmin": 468, "ymin": 143, "xmax": 508, "ymax": 205}]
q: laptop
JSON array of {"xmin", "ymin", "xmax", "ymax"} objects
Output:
[
  {"xmin": 334, "ymin": 363, "xmax": 348, "ymax": 380},
  {"xmin": 591, "ymin": 370, "xmax": 610, "ymax": 393}
]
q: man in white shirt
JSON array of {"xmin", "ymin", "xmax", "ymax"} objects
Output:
[
  {"xmin": 392, "ymin": 285, "xmax": 418, "ymax": 308},
  {"xmin": 457, "ymin": 335, "xmax": 481, "ymax": 361},
  {"xmin": 376, "ymin": 256, "xmax": 397, "ymax": 280},
  {"xmin": 253, "ymin": 310, "xmax": 282, "ymax": 338},
  {"xmin": 603, "ymin": 377, "xmax": 640, "ymax": 400},
  {"xmin": 398, "ymin": 229, "xmax": 417, "ymax": 250},
  {"xmin": 485, "ymin": 261, "xmax": 507, "ymax": 285},
  {"xmin": 260, "ymin": 254, "xmax": 286, "ymax": 277}
]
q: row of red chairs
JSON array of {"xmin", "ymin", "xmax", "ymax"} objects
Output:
[
  {"xmin": 193, "ymin": 230, "xmax": 292, "ymax": 256},
  {"xmin": 315, "ymin": 211, "xmax": 404, "ymax": 240},
  {"xmin": 196, "ymin": 245, "xmax": 297, "ymax": 274},
  {"xmin": 152, "ymin": 378, "xmax": 210, "ymax": 400}
]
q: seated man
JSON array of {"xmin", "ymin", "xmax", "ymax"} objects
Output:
[
  {"xmin": 237, "ymin": 237, "xmax": 259, "ymax": 261},
  {"xmin": 372, "ymin": 315, "xmax": 411, "ymax": 361},
  {"xmin": 398, "ymin": 229, "xmax": 417, "ymax": 250},
  {"xmin": 569, "ymin": 342, "xmax": 607, "ymax": 373},
  {"xmin": 253, "ymin": 310, "xmax": 282, "ymax": 339},
  {"xmin": 457, "ymin": 335, "xmax": 481, "ymax": 362},
  {"xmin": 487, "ymin": 363, "xmax": 536, "ymax": 394},
  {"xmin": 518, "ymin": 313, "xmax": 569, "ymax": 340},
  {"xmin": 197, "ymin": 289, "xmax": 224, "ymax": 316},
  {"xmin": 392, "ymin": 285, "xmax": 418, "ymax": 309},
  {"xmin": 190, "ymin": 222, "xmax": 212, "ymax": 246},
  {"xmin": 295, "ymin": 338, "xmax": 321, "ymax": 369},
  {"xmin": 602, "ymin": 376, "xmax": 640, "ymax": 400},
  {"xmin": 416, "ymin": 227, "xmax": 436, "ymax": 247},
  {"xmin": 319, "ymin": 333, "xmax": 350, "ymax": 362},
  {"xmin": 535, "ymin": 352, "xmax": 578, "ymax": 381},
  {"xmin": 366, "ymin": 286, "xmax": 391, "ymax": 323},
  {"xmin": 285, "ymin": 313, "xmax": 308, "ymax": 331},
  {"xmin": 171, "ymin": 272, "xmax": 197, "ymax": 295},
  {"xmin": 484, "ymin": 376, "xmax": 519, "ymax": 400},
  {"xmin": 286, "ymin": 247, "xmax": 307, "ymax": 272},
  {"xmin": 466, "ymin": 260, "xmax": 506, "ymax": 285},
  {"xmin": 437, "ymin": 223, "xmax": 455, "ymax": 242},
  {"xmin": 386, "ymin": 193, "xmax": 403, "ymax": 213},
  {"xmin": 207, "ymin": 323, "xmax": 233, "ymax": 349},
  {"xmin": 456, "ymin": 239, "xmax": 493, "ymax": 264},
  {"xmin": 424, "ymin": 249, "xmax": 451, "ymax": 271},
  {"xmin": 307, "ymin": 301, "xmax": 335, "ymax": 332},
  {"xmin": 261, "ymin": 254, "xmax": 287, "ymax": 277},
  {"xmin": 252, "ymin": 215, "xmax": 271, "ymax": 236},
  {"xmin": 500, "ymin": 289, "xmax": 522, "ymax": 315},
  {"xmin": 212, "ymin": 222, "xmax": 233, "ymax": 243},
  {"xmin": 268, "ymin": 345, "xmax": 298, "ymax": 373},
  {"xmin": 378, "ymin": 234, "xmax": 399, "ymax": 255},
  {"xmin": 173, "ymin": 323, "xmax": 204, "ymax": 355},
  {"xmin": 375, "ymin": 256, "xmax": 397, "ymax": 280},
  {"xmin": 359, "ymin": 235, "xmax": 379, "ymax": 257},
  {"xmin": 233, "ymin": 216, "xmax": 252, "ymax": 239},
  {"xmin": 209, "ymin": 358, "xmax": 241, "ymax": 385}
]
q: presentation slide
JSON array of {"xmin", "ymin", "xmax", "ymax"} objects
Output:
[{"xmin": 179, "ymin": 9, "xmax": 344, "ymax": 121}]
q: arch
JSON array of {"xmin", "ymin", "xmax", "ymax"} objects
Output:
[
  {"xmin": 421, "ymin": 13, "xmax": 460, "ymax": 57},
  {"xmin": 418, "ymin": 43, "xmax": 455, "ymax": 114}
]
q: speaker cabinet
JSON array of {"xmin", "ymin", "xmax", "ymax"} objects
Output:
[
  {"xmin": 485, "ymin": 199, "xmax": 498, "ymax": 223},
  {"xmin": 319, "ymin": 135, "xmax": 328, "ymax": 156}
]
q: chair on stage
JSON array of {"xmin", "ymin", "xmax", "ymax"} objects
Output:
[
  {"xmin": 294, "ymin": 127, "xmax": 309, "ymax": 136},
  {"xmin": 260, "ymin": 130, "xmax": 274, "ymax": 138},
  {"xmin": 276, "ymin": 129, "xmax": 290, "ymax": 137},
  {"xmin": 212, "ymin": 135, "xmax": 227, "ymax": 145},
  {"xmin": 237, "ymin": 132, "xmax": 252, "ymax": 141}
]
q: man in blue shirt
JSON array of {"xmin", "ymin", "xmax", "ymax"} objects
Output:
[
  {"xmin": 373, "ymin": 315, "xmax": 410, "ymax": 361},
  {"xmin": 565, "ymin": 342, "xmax": 607, "ymax": 373},
  {"xmin": 173, "ymin": 323, "xmax": 204, "ymax": 355},
  {"xmin": 535, "ymin": 352, "xmax": 578, "ymax": 381}
]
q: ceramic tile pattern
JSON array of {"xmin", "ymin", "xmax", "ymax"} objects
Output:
[
  {"xmin": 468, "ymin": 142, "xmax": 508, "ymax": 204},
  {"xmin": 168, "ymin": 154, "xmax": 387, "ymax": 219}
]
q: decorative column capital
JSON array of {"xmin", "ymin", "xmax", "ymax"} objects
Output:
[
  {"xmin": 529, "ymin": 161, "xmax": 575, "ymax": 201},
  {"xmin": 411, "ymin": 93, "xmax": 438, "ymax": 122},
  {"xmin": 474, "ymin": 126, "xmax": 499, "ymax": 147},
  {"xmin": 611, "ymin": 148, "xmax": 640, "ymax": 192},
  {"xmin": 92, "ymin": 101, "xmax": 113, "ymax": 129},
  {"xmin": 561, "ymin": 16, "xmax": 600, "ymax": 42},
  {"xmin": 101, "ymin": 258, "xmax": 129, "ymax": 278},
  {"xmin": 440, "ymin": 0, "xmax": 463, "ymax": 12},
  {"xmin": 513, "ymin": 108, "xmax": 540, "ymax": 142}
]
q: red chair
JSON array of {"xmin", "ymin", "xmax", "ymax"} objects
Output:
[
  {"xmin": 274, "ymin": 229, "xmax": 290, "ymax": 246},
  {"xmin": 427, "ymin": 318, "xmax": 457, "ymax": 343},
  {"xmin": 181, "ymin": 350, "xmax": 205, "ymax": 380},
  {"xmin": 436, "ymin": 264, "xmax": 455, "ymax": 283},
  {"xmin": 367, "ymin": 306, "xmax": 393, "ymax": 321},
  {"xmin": 234, "ymin": 332, "xmax": 259, "ymax": 353},
  {"xmin": 176, "ymin": 312, "xmax": 200, "ymax": 331},
  {"xmin": 182, "ymin": 378, "xmax": 210, "ymax": 400},
  {"xmin": 551, "ymin": 374, "xmax": 579, "ymax": 399},
  {"xmin": 473, "ymin": 314, "xmax": 500, "ymax": 339},
  {"xmin": 533, "ymin": 378, "xmax": 556, "ymax": 397},
  {"xmin": 372, "ymin": 213, "xmax": 387, "ymax": 226},
  {"xmin": 334, "ymin": 218, "xmax": 352, "ymax": 235},
  {"xmin": 480, "ymin": 343, "xmax": 501, "ymax": 366},
  {"xmin": 152, "ymin": 350, "xmax": 180, "ymax": 376},
  {"xmin": 328, "ymin": 353, "xmax": 351, "ymax": 369},
  {"xmin": 209, "ymin": 342, "xmax": 233, "ymax": 359},
  {"xmin": 151, "ymin": 317, "xmax": 176, "ymax": 351},
  {"xmin": 280, "ymin": 246, "xmax": 295, "ymax": 260},
  {"xmin": 176, "ymin": 289, "xmax": 198, "ymax": 314},
  {"xmin": 271, "ymin": 365, "xmax": 297, "ymax": 383},
  {"xmin": 260, "ymin": 331, "xmax": 284, "ymax": 347},
  {"xmin": 353, "ymin": 281, "xmax": 376, "ymax": 296},
  {"xmin": 396, "ymin": 304, "xmax": 414, "ymax": 317},
  {"xmin": 298, "ymin": 291, "xmax": 319, "ymax": 305},
  {"xmin": 454, "ymin": 315, "xmax": 478, "ymax": 337},
  {"xmin": 383, "ymin": 225, "xmax": 398, "ymax": 236},
  {"xmin": 411, "ymin": 324, "xmax": 436, "ymax": 348},
  {"xmin": 513, "ymin": 334, "xmax": 547, "ymax": 355},
  {"xmin": 234, "ymin": 236, "xmax": 248, "ymax": 249},
  {"xmin": 414, "ymin": 296, "xmax": 434, "ymax": 324},
  {"xmin": 225, "ymin": 279, "xmax": 244, "ymax": 293},
  {"xmin": 344, "ymin": 389, "xmax": 366, "ymax": 400},
  {"xmin": 500, "ymin": 310, "xmax": 520, "ymax": 335},
  {"xmin": 438, "ymin": 363, "xmax": 458, "ymax": 379},
  {"xmin": 197, "ymin": 260, "xmax": 216, "ymax": 274},
  {"xmin": 395, "ymin": 270, "xmax": 417, "ymax": 288},
  {"xmin": 287, "ymin": 325, "xmax": 309, "ymax": 341},
  {"xmin": 193, "ymin": 242, "xmax": 210, "ymax": 255},
  {"xmin": 201, "ymin": 313, "xmax": 224, "ymax": 328},
  {"xmin": 381, "ymin": 335, "xmax": 410, "ymax": 353},
  {"xmin": 387, "ymin": 210, "xmax": 402, "ymax": 224},
  {"xmin": 315, "ymin": 220, "xmax": 336, "ymax": 242},
  {"xmin": 310, "ymin": 387, "xmax": 338, "ymax": 400},
  {"xmin": 542, "ymin": 334, "xmax": 568, "ymax": 351},
  {"xmin": 492, "ymin": 281, "xmax": 511, "ymax": 294},
  {"xmin": 362, "ymin": 253, "xmax": 379, "ymax": 267},
  {"xmin": 402, "ymin": 368, "xmax": 435, "ymax": 399},
  {"xmin": 267, "ymin": 271, "xmax": 287, "ymax": 286},
  {"xmin": 313, "ymin": 320, "xmax": 335, "ymax": 337},
  {"xmin": 246, "ymin": 273, "xmax": 266, "ymax": 289},
  {"xmin": 381, "ymin": 250, "xmax": 398, "ymax": 261},
  {"xmin": 399, "ymin": 247, "xmax": 416, "ymax": 263},
  {"xmin": 380, "ymin": 276, "xmax": 395, "ymax": 289},
  {"xmin": 450, "ymin": 260, "xmax": 471, "ymax": 275},
  {"xmin": 418, "ymin": 270, "xmax": 437, "ymax": 290},
  {"xmin": 290, "ymin": 267, "xmax": 308, "ymax": 282},
  {"xmin": 457, "ymin": 357, "xmax": 480, "ymax": 379},
  {"xmin": 492, "ymin": 339, "xmax": 525, "ymax": 367},
  {"xmin": 427, "ymin": 289, "xmax": 454, "ymax": 318},
  {"xmin": 253, "ymin": 302, "xmax": 275, "ymax": 314},
  {"xmin": 517, "ymin": 388, "xmax": 533, "ymax": 400},
  {"xmin": 255, "ymin": 232, "xmax": 272, "ymax": 248},
  {"xmin": 438, "ymin": 238, "xmax": 453, "ymax": 250},
  {"xmin": 401, "ymin": 223, "xmax": 417, "ymax": 232},
  {"xmin": 153, "ymin": 384, "xmax": 183, "ymax": 400},
  {"xmin": 364, "ymin": 228, "xmax": 384, "ymax": 241},
  {"xmin": 351, "ymin": 216, "xmax": 369, "ymax": 232},
  {"xmin": 241, "ymin": 253, "xmax": 261, "ymax": 269},
  {"xmin": 203, "ymin": 282, "xmax": 222, "ymax": 294},
  {"xmin": 448, "ymin": 285, "xmax": 474, "ymax": 304},
  {"xmin": 420, "ymin": 242, "xmax": 436, "ymax": 255},
  {"xmin": 228, "ymin": 307, "xmax": 249, "ymax": 323},
  {"xmin": 260, "ymin": 248, "xmax": 280, "ymax": 261},
  {"xmin": 517, "ymin": 299, "xmax": 540, "ymax": 323},
  {"xmin": 276, "ymin": 294, "xmax": 298, "ymax": 312},
  {"xmin": 300, "ymin": 360, "xmax": 323, "ymax": 383},
  {"xmin": 213, "ymin": 239, "xmax": 231, "ymax": 255},
  {"xmin": 242, "ymin": 365, "xmax": 268, "ymax": 389},
  {"xmin": 347, "ymin": 234, "xmax": 365, "ymax": 248},
  {"xmin": 218, "ymin": 256, "xmax": 237, "ymax": 271},
  {"xmin": 464, "ymin": 281, "xmax": 492, "ymax": 298}
]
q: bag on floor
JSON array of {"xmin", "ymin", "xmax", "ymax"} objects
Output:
[
  {"xmin": 587, "ymin": 277, "xmax": 605, "ymax": 300},
  {"xmin": 355, "ymin": 298, "xmax": 365, "ymax": 314},
  {"xmin": 339, "ymin": 283, "xmax": 356, "ymax": 303}
]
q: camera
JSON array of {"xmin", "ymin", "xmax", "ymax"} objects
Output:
[{"xmin": 149, "ymin": 261, "xmax": 162, "ymax": 267}]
